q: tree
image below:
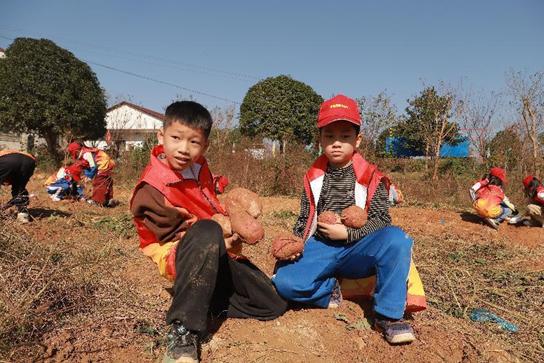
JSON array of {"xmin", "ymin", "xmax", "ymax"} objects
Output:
[
  {"xmin": 506, "ymin": 70, "xmax": 544, "ymax": 176},
  {"xmin": 459, "ymin": 90, "xmax": 499, "ymax": 162},
  {"xmin": 488, "ymin": 126, "xmax": 523, "ymax": 173},
  {"xmin": 356, "ymin": 91, "xmax": 398, "ymax": 158},
  {"xmin": 0, "ymin": 38, "xmax": 107, "ymax": 162},
  {"xmin": 398, "ymin": 86, "xmax": 461, "ymax": 180},
  {"xmin": 239, "ymin": 75, "xmax": 323, "ymax": 153}
]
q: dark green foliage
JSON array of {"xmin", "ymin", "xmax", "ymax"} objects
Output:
[
  {"xmin": 0, "ymin": 38, "xmax": 107, "ymax": 161},
  {"xmin": 396, "ymin": 86, "xmax": 461, "ymax": 155},
  {"xmin": 239, "ymin": 75, "xmax": 323, "ymax": 147},
  {"xmin": 488, "ymin": 126, "xmax": 523, "ymax": 171}
]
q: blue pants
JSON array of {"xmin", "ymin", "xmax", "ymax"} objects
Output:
[
  {"xmin": 494, "ymin": 204, "xmax": 513, "ymax": 223},
  {"xmin": 272, "ymin": 226, "xmax": 412, "ymax": 319}
]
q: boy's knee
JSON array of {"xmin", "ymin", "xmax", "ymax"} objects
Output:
[
  {"xmin": 272, "ymin": 271, "xmax": 297, "ymax": 298},
  {"xmin": 381, "ymin": 226, "xmax": 413, "ymax": 253},
  {"xmin": 182, "ymin": 219, "xmax": 224, "ymax": 249}
]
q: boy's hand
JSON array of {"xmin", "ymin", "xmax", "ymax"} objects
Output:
[
  {"xmin": 317, "ymin": 222, "xmax": 348, "ymax": 240},
  {"xmin": 224, "ymin": 233, "xmax": 241, "ymax": 250}
]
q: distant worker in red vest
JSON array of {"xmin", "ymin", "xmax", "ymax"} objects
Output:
[
  {"xmin": 0, "ymin": 149, "xmax": 36, "ymax": 223},
  {"xmin": 66, "ymin": 141, "xmax": 116, "ymax": 207},
  {"xmin": 508, "ymin": 175, "xmax": 544, "ymax": 227},
  {"xmin": 272, "ymin": 95, "xmax": 421, "ymax": 345},
  {"xmin": 469, "ymin": 167, "xmax": 516, "ymax": 229},
  {"xmin": 130, "ymin": 101, "xmax": 286, "ymax": 363}
]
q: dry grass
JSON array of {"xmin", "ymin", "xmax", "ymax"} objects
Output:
[{"xmin": 415, "ymin": 233, "xmax": 544, "ymax": 361}]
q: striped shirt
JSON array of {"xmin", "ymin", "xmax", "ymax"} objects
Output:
[{"xmin": 293, "ymin": 163, "xmax": 391, "ymax": 244}]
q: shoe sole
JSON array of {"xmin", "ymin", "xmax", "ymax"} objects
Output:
[
  {"xmin": 387, "ymin": 332, "xmax": 416, "ymax": 344},
  {"xmin": 484, "ymin": 218, "xmax": 499, "ymax": 230}
]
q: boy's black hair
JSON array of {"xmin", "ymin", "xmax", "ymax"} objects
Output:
[
  {"xmin": 486, "ymin": 174, "xmax": 503, "ymax": 187},
  {"xmin": 526, "ymin": 178, "xmax": 540, "ymax": 198},
  {"xmin": 164, "ymin": 101, "xmax": 213, "ymax": 138},
  {"xmin": 319, "ymin": 124, "xmax": 361, "ymax": 135}
]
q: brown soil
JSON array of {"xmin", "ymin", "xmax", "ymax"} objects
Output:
[{"xmin": 1, "ymin": 177, "xmax": 542, "ymax": 362}]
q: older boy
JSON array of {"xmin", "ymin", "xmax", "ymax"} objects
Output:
[
  {"xmin": 0, "ymin": 149, "xmax": 36, "ymax": 223},
  {"xmin": 272, "ymin": 95, "xmax": 415, "ymax": 344},
  {"xmin": 130, "ymin": 101, "xmax": 286, "ymax": 363}
]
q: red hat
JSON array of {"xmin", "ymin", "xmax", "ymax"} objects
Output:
[
  {"xmin": 66, "ymin": 142, "xmax": 82, "ymax": 159},
  {"xmin": 489, "ymin": 167, "xmax": 507, "ymax": 184},
  {"xmin": 317, "ymin": 94, "xmax": 361, "ymax": 128},
  {"xmin": 523, "ymin": 175, "xmax": 535, "ymax": 189}
]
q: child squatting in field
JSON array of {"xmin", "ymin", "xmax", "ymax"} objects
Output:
[
  {"xmin": 272, "ymin": 95, "xmax": 421, "ymax": 345},
  {"xmin": 0, "ymin": 149, "xmax": 36, "ymax": 223},
  {"xmin": 130, "ymin": 101, "xmax": 287, "ymax": 363},
  {"xmin": 469, "ymin": 167, "xmax": 517, "ymax": 230}
]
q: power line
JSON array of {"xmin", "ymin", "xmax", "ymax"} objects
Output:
[
  {"xmin": 87, "ymin": 60, "xmax": 241, "ymax": 105},
  {"xmin": 1, "ymin": 33, "xmax": 242, "ymax": 105},
  {"xmin": 0, "ymin": 29, "xmax": 261, "ymax": 82}
]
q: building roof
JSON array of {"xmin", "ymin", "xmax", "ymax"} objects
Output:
[{"xmin": 107, "ymin": 101, "xmax": 165, "ymax": 121}]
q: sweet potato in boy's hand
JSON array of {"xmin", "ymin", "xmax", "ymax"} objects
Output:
[
  {"xmin": 229, "ymin": 208, "xmax": 264, "ymax": 244},
  {"xmin": 340, "ymin": 205, "xmax": 367, "ymax": 228},
  {"xmin": 272, "ymin": 233, "xmax": 304, "ymax": 260},
  {"xmin": 225, "ymin": 187, "xmax": 263, "ymax": 218},
  {"xmin": 211, "ymin": 213, "xmax": 232, "ymax": 237},
  {"xmin": 317, "ymin": 211, "xmax": 341, "ymax": 224}
]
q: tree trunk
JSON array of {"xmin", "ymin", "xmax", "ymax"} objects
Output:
[
  {"xmin": 523, "ymin": 99, "xmax": 540, "ymax": 175},
  {"xmin": 43, "ymin": 129, "xmax": 62, "ymax": 165}
]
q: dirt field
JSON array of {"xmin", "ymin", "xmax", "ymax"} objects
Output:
[{"xmin": 1, "ymin": 175, "xmax": 543, "ymax": 362}]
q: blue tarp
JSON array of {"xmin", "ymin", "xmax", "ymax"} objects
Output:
[{"xmin": 385, "ymin": 137, "xmax": 470, "ymax": 158}]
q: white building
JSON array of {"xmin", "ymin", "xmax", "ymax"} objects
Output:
[
  {"xmin": 0, "ymin": 47, "xmax": 5, "ymax": 59},
  {"xmin": 94, "ymin": 101, "xmax": 165, "ymax": 150}
]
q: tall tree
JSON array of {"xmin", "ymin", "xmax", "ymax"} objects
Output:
[
  {"xmin": 459, "ymin": 90, "xmax": 499, "ymax": 162},
  {"xmin": 506, "ymin": 70, "xmax": 544, "ymax": 176},
  {"xmin": 239, "ymin": 75, "xmax": 323, "ymax": 153},
  {"xmin": 398, "ymin": 86, "xmax": 461, "ymax": 180},
  {"xmin": 0, "ymin": 38, "xmax": 107, "ymax": 162},
  {"xmin": 356, "ymin": 91, "xmax": 398, "ymax": 158},
  {"xmin": 488, "ymin": 126, "xmax": 523, "ymax": 174}
]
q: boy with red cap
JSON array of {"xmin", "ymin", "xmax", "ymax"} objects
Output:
[
  {"xmin": 272, "ymin": 95, "xmax": 417, "ymax": 344},
  {"xmin": 508, "ymin": 175, "xmax": 544, "ymax": 227},
  {"xmin": 0, "ymin": 149, "xmax": 36, "ymax": 223},
  {"xmin": 66, "ymin": 142, "xmax": 115, "ymax": 207},
  {"xmin": 469, "ymin": 167, "xmax": 516, "ymax": 229},
  {"xmin": 130, "ymin": 101, "xmax": 286, "ymax": 363}
]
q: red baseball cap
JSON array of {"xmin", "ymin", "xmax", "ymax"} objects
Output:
[
  {"xmin": 489, "ymin": 167, "xmax": 507, "ymax": 184},
  {"xmin": 317, "ymin": 94, "xmax": 361, "ymax": 128},
  {"xmin": 523, "ymin": 175, "xmax": 535, "ymax": 189},
  {"xmin": 66, "ymin": 142, "xmax": 82, "ymax": 159}
]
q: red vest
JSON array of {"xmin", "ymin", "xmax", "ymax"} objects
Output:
[
  {"xmin": 131, "ymin": 145, "xmax": 226, "ymax": 248},
  {"xmin": 476, "ymin": 179, "xmax": 504, "ymax": 206},
  {"xmin": 302, "ymin": 152, "xmax": 389, "ymax": 240},
  {"xmin": 532, "ymin": 185, "xmax": 544, "ymax": 206}
]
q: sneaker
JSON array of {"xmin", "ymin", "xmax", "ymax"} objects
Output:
[
  {"xmin": 484, "ymin": 217, "xmax": 499, "ymax": 230},
  {"xmin": 328, "ymin": 280, "xmax": 343, "ymax": 309},
  {"xmin": 17, "ymin": 212, "xmax": 30, "ymax": 224},
  {"xmin": 507, "ymin": 215, "xmax": 523, "ymax": 225},
  {"xmin": 374, "ymin": 316, "xmax": 416, "ymax": 344},
  {"xmin": 163, "ymin": 322, "xmax": 200, "ymax": 363}
]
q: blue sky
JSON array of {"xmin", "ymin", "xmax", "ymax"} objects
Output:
[{"xmin": 1, "ymin": 0, "xmax": 543, "ymax": 118}]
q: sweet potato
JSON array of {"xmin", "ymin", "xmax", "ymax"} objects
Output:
[
  {"xmin": 229, "ymin": 208, "xmax": 264, "ymax": 244},
  {"xmin": 271, "ymin": 233, "xmax": 304, "ymax": 260},
  {"xmin": 225, "ymin": 187, "xmax": 262, "ymax": 218},
  {"xmin": 211, "ymin": 214, "xmax": 232, "ymax": 237},
  {"xmin": 340, "ymin": 205, "xmax": 367, "ymax": 228},
  {"xmin": 317, "ymin": 211, "xmax": 341, "ymax": 224}
]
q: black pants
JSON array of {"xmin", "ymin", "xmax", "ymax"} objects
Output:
[
  {"xmin": 166, "ymin": 220, "xmax": 287, "ymax": 333},
  {"xmin": 0, "ymin": 153, "xmax": 36, "ymax": 212}
]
